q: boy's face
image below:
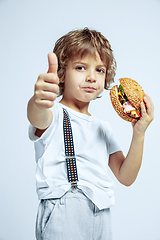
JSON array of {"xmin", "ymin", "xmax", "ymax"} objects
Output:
[{"xmin": 62, "ymin": 53, "xmax": 106, "ymax": 105}]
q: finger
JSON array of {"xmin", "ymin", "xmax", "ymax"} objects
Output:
[
  {"xmin": 140, "ymin": 101, "xmax": 146, "ymax": 116},
  {"xmin": 35, "ymin": 99, "xmax": 55, "ymax": 109},
  {"xmin": 38, "ymin": 73, "xmax": 59, "ymax": 84},
  {"xmin": 35, "ymin": 91, "xmax": 57, "ymax": 104},
  {"xmin": 47, "ymin": 52, "xmax": 58, "ymax": 74},
  {"xmin": 143, "ymin": 94, "xmax": 154, "ymax": 116},
  {"xmin": 43, "ymin": 82, "xmax": 59, "ymax": 93},
  {"xmin": 35, "ymin": 81, "xmax": 59, "ymax": 93},
  {"xmin": 40, "ymin": 91, "xmax": 57, "ymax": 101}
]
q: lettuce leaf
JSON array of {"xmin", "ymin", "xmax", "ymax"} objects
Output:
[{"xmin": 119, "ymin": 85, "xmax": 129, "ymax": 101}]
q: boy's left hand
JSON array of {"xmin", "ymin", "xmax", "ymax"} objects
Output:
[{"xmin": 132, "ymin": 94, "xmax": 154, "ymax": 136}]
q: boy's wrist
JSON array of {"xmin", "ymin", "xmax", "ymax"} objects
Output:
[
  {"xmin": 132, "ymin": 131, "xmax": 145, "ymax": 142},
  {"xmin": 27, "ymin": 96, "xmax": 53, "ymax": 129}
]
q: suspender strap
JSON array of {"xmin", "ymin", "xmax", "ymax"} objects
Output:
[{"xmin": 63, "ymin": 109, "xmax": 78, "ymax": 191}]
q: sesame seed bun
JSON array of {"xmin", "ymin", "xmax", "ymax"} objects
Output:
[{"xmin": 110, "ymin": 78, "xmax": 145, "ymax": 122}]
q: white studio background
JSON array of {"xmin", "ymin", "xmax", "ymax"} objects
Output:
[{"xmin": 0, "ymin": 0, "xmax": 160, "ymax": 239}]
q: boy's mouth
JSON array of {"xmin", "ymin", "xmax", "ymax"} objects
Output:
[{"xmin": 83, "ymin": 87, "xmax": 97, "ymax": 92}]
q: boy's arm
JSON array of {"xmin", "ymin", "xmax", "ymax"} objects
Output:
[
  {"xmin": 27, "ymin": 53, "xmax": 59, "ymax": 136},
  {"xmin": 109, "ymin": 95, "xmax": 154, "ymax": 186}
]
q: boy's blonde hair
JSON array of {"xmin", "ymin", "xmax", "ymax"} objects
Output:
[{"xmin": 53, "ymin": 28, "xmax": 116, "ymax": 96}]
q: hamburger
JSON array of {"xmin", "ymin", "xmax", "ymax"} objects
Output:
[{"xmin": 110, "ymin": 78, "xmax": 145, "ymax": 122}]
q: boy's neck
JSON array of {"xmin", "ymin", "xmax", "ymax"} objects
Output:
[{"xmin": 59, "ymin": 98, "xmax": 91, "ymax": 116}]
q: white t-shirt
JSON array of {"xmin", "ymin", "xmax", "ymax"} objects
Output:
[{"xmin": 29, "ymin": 102, "xmax": 121, "ymax": 210}]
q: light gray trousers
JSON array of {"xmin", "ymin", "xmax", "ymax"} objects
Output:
[{"xmin": 36, "ymin": 189, "xmax": 112, "ymax": 240}]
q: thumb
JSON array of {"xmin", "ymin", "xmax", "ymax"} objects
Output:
[{"xmin": 47, "ymin": 52, "xmax": 58, "ymax": 73}]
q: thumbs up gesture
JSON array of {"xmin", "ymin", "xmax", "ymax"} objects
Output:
[{"xmin": 34, "ymin": 53, "xmax": 59, "ymax": 110}]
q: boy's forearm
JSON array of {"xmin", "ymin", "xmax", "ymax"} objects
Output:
[
  {"xmin": 119, "ymin": 133, "xmax": 144, "ymax": 186},
  {"xmin": 118, "ymin": 95, "xmax": 154, "ymax": 186},
  {"xmin": 27, "ymin": 96, "xmax": 53, "ymax": 130}
]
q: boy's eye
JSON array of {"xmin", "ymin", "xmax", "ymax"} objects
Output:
[
  {"xmin": 97, "ymin": 68, "xmax": 106, "ymax": 74},
  {"xmin": 76, "ymin": 66, "xmax": 85, "ymax": 71}
]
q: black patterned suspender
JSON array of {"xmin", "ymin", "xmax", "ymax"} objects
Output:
[{"xmin": 63, "ymin": 108, "xmax": 78, "ymax": 193}]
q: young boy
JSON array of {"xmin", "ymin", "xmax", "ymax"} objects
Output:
[{"xmin": 27, "ymin": 28, "xmax": 154, "ymax": 240}]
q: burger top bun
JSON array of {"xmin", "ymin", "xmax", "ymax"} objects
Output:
[{"xmin": 110, "ymin": 78, "xmax": 145, "ymax": 122}]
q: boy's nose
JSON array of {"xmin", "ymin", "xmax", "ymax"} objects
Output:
[{"xmin": 86, "ymin": 71, "xmax": 96, "ymax": 83}]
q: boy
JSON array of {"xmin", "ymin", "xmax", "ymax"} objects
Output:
[{"xmin": 27, "ymin": 28, "xmax": 154, "ymax": 240}]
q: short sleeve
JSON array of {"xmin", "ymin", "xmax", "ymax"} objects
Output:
[
  {"xmin": 108, "ymin": 130, "xmax": 121, "ymax": 155},
  {"xmin": 28, "ymin": 125, "xmax": 39, "ymax": 141},
  {"xmin": 102, "ymin": 121, "xmax": 121, "ymax": 156},
  {"xmin": 28, "ymin": 121, "xmax": 54, "ymax": 143}
]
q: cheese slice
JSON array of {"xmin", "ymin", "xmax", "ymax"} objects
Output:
[
  {"xmin": 130, "ymin": 110, "xmax": 140, "ymax": 118},
  {"xmin": 118, "ymin": 91, "xmax": 123, "ymax": 98}
]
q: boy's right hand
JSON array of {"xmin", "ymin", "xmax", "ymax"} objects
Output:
[{"xmin": 34, "ymin": 53, "xmax": 59, "ymax": 110}]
